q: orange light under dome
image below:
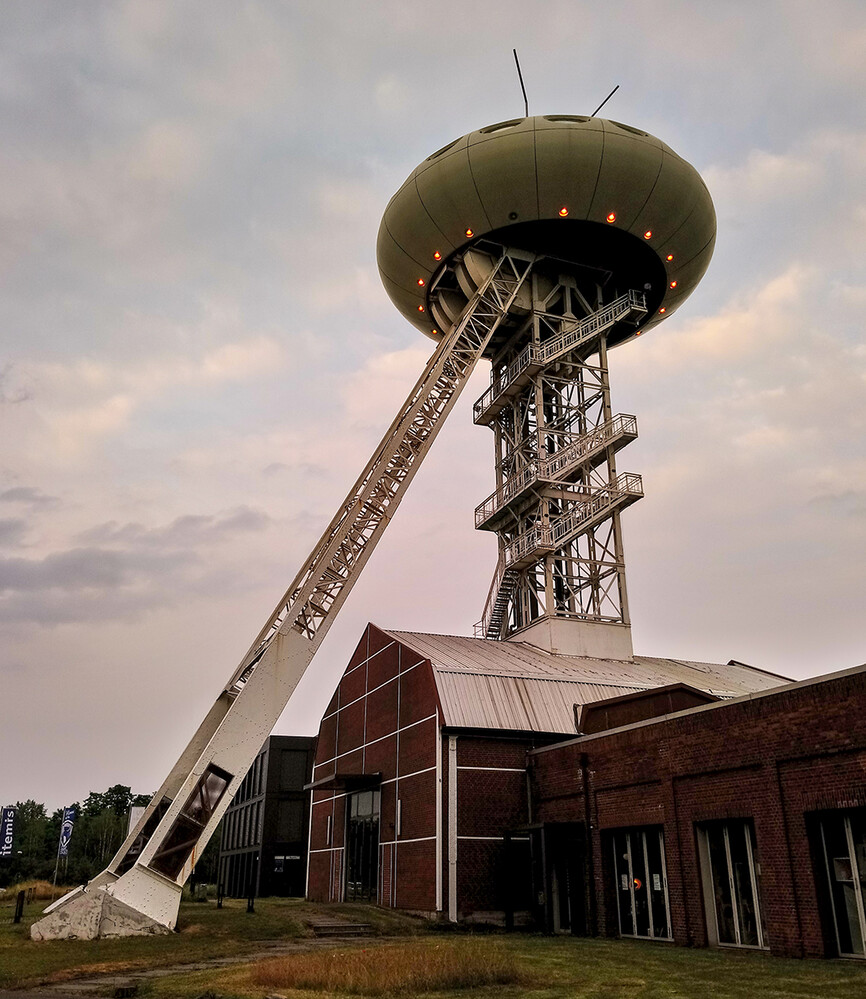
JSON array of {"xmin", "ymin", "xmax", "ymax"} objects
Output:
[
  {"xmin": 433, "ymin": 251, "xmax": 442, "ymax": 260},
  {"xmin": 417, "ymin": 305, "xmax": 425, "ymax": 312},
  {"xmin": 666, "ymin": 253, "xmax": 674, "ymax": 261},
  {"xmin": 606, "ymin": 212, "xmax": 616, "ymax": 223},
  {"xmin": 643, "ymin": 230, "xmax": 652, "ymax": 239},
  {"xmin": 659, "ymin": 307, "xmax": 666, "ymax": 314},
  {"xmin": 465, "ymin": 228, "xmax": 474, "ymax": 237},
  {"xmin": 417, "ymin": 278, "xmax": 425, "ymax": 286},
  {"xmin": 669, "ymin": 280, "xmax": 677, "ymax": 289},
  {"xmin": 559, "ymin": 207, "xmax": 569, "ymax": 217}
]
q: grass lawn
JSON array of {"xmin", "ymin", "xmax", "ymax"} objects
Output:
[
  {"xmin": 0, "ymin": 895, "xmax": 426, "ymax": 990},
  {"xmin": 144, "ymin": 934, "xmax": 866, "ymax": 999},
  {"xmin": 3, "ymin": 895, "xmax": 866, "ymax": 998}
]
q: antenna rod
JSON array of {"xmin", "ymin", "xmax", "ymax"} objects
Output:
[
  {"xmin": 591, "ymin": 84, "xmax": 619, "ymax": 117},
  {"xmin": 513, "ymin": 49, "xmax": 528, "ymax": 118}
]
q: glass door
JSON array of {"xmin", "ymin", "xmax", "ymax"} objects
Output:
[
  {"xmin": 818, "ymin": 811, "xmax": 866, "ymax": 957},
  {"xmin": 699, "ymin": 820, "xmax": 766, "ymax": 948},
  {"xmin": 611, "ymin": 828, "xmax": 672, "ymax": 940},
  {"xmin": 345, "ymin": 789, "xmax": 380, "ymax": 902}
]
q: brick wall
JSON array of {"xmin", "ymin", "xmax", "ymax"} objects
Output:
[
  {"xmin": 529, "ymin": 668, "xmax": 866, "ymax": 957},
  {"xmin": 307, "ymin": 624, "xmax": 441, "ymax": 912},
  {"xmin": 307, "ymin": 624, "xmax": 560, "ymax": 920}
]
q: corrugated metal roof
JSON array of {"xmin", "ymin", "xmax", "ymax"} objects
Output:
[
  {"xmin": 434, "ymin": 672, "xmax": 644, "ymax": 734},
  {"xmin": 384, "ymin": 629, "xmax": 787, "ymax": 735}
]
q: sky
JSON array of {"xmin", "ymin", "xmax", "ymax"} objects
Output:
[{"xmin": 1, "ymin": 0, "xmax": 864, "ymax": 811}]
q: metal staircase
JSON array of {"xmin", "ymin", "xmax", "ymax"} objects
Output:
[
  {"xmin": 475, "ymin": 413, "xmax": 638, "ymax": 530},
  {"xmin": 473, "ymin": 291, "xmax": 646, "ymax": 425},
  {"xmin": 474, "ymin": 271, "xmax": 646, "ymax": 640},
  {"xmin": 502, "ymin": 473, "xmax": 643, "ymax": 570},
  {"xmin": 475, "ymin": 554, "xmax": 518, "ymax": 640}
]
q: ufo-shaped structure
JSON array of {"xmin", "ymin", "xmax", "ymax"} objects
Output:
[{"xmin": 378, "ymin": 114, "xmax": 715, "ymax": 350}]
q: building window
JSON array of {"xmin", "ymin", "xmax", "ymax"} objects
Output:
[
  {"xmin": 697, "ymin": 820, "xmax": 767, "ymax": 949},
  {"xmin": 817, "ymin": 809, "xmax": 866, "ymax": 958},
  {"xmin": 149, "ymin": 764, "xmax": 232, "ymax": 880},
  {"xmin": 278, "ymin": 799, "xmax": 304, "ymax": 841},
  {"xmin": 611, "ymin": 827, "xmax": 671, "ymax": 940},
  {"xmin": 281, "ymin": 749, "xmax": 308, "ymax": 788}
]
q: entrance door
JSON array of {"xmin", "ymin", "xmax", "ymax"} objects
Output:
[
  {"xmin": 698, "ymin": 820, "xmax": 767, "ymax": 948},
  {"xmin": 345, "ymin": 789, "xmax": 380, "ymax": 902},
  {"xmin": 611, "ymin": 828, "xmax": 672, "ymax": 940},
  {"xmin": 818, "ymin": 810, "xmax": 866, "ymax": 957},
  {"xmin": 548, "ymin": 825, "xmax": 585, "ymax": 934}
]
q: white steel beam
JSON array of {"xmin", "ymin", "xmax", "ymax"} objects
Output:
[{"xmin": 33, "ymin": 246, "xmax": 534, "ymax": 939}]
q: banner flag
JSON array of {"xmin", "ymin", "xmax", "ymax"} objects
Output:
[
  {"xmin": 58, "ymin": 806, "xmax": 76, "ymax": 858},
  {"xmin": 0, "ymin": 807, "xmax": 14, "ymax": 857}
]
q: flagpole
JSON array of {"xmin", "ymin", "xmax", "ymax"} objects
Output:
[{"xmin": 52, "ymin": 808, "xmax": 63, "ymax": 887}]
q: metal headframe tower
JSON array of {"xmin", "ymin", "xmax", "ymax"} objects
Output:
[
  {"xmin": 380, "ymin": 114, "xmax": 715, "ymax": 657},
  {"xmin": 33, "ymin": 113, "xmax": 714, "ymax": 940},
  {"xmin": 471, "ymin": 273, "xmax": 645, "ymax": 646}
]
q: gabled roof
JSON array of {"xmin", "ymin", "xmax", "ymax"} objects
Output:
[{"xmin": 384, "ymin": 629, "xmax": 789, "ymax": 736}]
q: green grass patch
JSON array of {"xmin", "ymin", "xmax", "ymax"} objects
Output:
[
  {"xmin": 5, "ymin": 895, "xmax": 866, "ymax": 999},
  {"xmin": 145, "ymin": 934, "xmax": 866, "ymax": 999},
  {"xmin": 0, "ymin": 896, "xmax": 426, "ymax": 990}
]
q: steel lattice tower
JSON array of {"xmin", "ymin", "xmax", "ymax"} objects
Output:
[{"xmin": 472, "ymin": 264, "xmax": 645, "ymax": 645}]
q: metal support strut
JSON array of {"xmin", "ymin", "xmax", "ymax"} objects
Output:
[{"xmin": 32, "ymin": 245, "xmax": 534, "ymax": 939}]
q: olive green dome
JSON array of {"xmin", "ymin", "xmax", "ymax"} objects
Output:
[{"xmin": 377, "ymin": 115, "xmax": 715, "ymax": 343}]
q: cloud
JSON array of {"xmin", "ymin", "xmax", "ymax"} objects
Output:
[
  {"xmin": 0, "ymin": 486, "xmax": 60, "ymax": 509},
  {"xmin": 4, "ymin": 335, "xmax": 290, "ymax": 460},
  {"xmin": 810, "ymin": 490, "xmax": 866, "ymax": 517},
  {"xmin": 0, "ymin": 546, "xmax": 190, "ymax": 594},
  {"xmin": 617, "ymin": 264, "xmax": 814, "ymax": 372},
  {"xmin": 703, "ymin": 149, "xmax": 820, "ymax": 206},
  {"xmin": 77, "ymin": 505, "xmax": 271, "ymax": 549},
  {"xmin": 34, "ymin": 335, "xmax": 288, "ymax": 401},
  {"xmin": 0, "ymin": 503, "xmax": 279, "ymax": 625},
  {"xmin": 341, "ymin": 345, "xmax": 432, "ymax": 428},
  {"xmin": 0, "ymin": 364, "xmax": 32, "ymax": 405},
  {"xmin": 0, "ymin": 519, "xmax": 27, "ymax": 547},
  {"xmin": 374, "ymin": 75, "xmax": 409, "ymax": 115}
]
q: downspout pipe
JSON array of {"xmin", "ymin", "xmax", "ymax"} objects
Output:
[{"xmin": 580, "ymin": 752, "xmax": 597, "ymax": 936}]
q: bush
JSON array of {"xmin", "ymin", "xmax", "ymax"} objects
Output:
[
  {"xmin": 249, "ymin": 938, "xmax": 524, "ymax": 994},
  {"xmin": 0, "ymin": 879, "xmax": 72, "ymax": 903}
]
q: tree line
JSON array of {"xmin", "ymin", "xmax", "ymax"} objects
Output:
[
  {"xmin": 2, "ymin": 783, "xmax": 223, "ymax": 889},
  {"xmin": 1, "ymin": 785, "xmax": 151, "ymax": 886}
]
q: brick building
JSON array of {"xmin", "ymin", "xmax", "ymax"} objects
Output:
[
  {"xmin": 307, "ymin": 623, "xmax": 866, "ymax": 959},
  {"xmin": 527, "ymin": 663, "xmax": 866, "ymax": 959},
  {"xmin": 306, "ymin": 624, "xmax": 784, "ymax": 924}
]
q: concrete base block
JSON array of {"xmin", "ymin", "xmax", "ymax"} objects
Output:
[
  {"xmin": 30, "ymin": 888, "xmax": 171, "ymax": 940},
  {"xmin": 509, "ymin": 616, "xmax": 634, "ymax": 660}
]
